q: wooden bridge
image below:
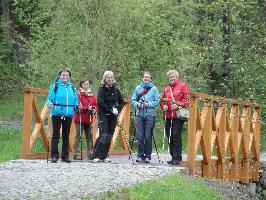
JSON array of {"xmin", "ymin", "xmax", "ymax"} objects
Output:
[{"xmin": 22, "ymin": 87, "xmax": 262, "ymax": 184}]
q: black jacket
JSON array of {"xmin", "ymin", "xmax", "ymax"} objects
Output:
[{"xmin": 97, "ymin": 84, "xmax": 124, "ymax": 115}]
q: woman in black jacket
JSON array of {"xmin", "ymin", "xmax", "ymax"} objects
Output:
[{"xmin": 92, "ymin": 71, "xmax": 124, "ymax": 162}]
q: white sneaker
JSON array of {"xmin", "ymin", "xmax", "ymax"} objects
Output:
[
  {"xmin": 92, "ymin": 158, "xmax": 100, "ymax": 163},
  {"xmin": 103, "ymin": 157, "xmax": 112, "ymax": 163}
]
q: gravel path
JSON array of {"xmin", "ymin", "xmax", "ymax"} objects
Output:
[{"xmin": 0, "ymin": 159, "xmax": 182, "ymax": 200}]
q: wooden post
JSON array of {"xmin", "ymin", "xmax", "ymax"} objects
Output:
[
  {"xmin": 202, "ymin": 100, "xmax": 212, "ymax": 178},
  {"xmin": 187, "ymin": 96, "xmax": 198, "ymax": 175},
  {"xmin": 229, "ymin": 104, "xmax": 239, "ymax": 181},
  {"xmin": 22, "ymin": 91, "xmax": 33, "ymax": 159}
]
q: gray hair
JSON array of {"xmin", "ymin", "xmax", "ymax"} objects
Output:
[
  {"xmin": 166, "ymin": 70, "xmax": 179, "ymax": 79},
  {"xmin": 101, "ymin": 71, "xmax": 116, "ymax": 84}
]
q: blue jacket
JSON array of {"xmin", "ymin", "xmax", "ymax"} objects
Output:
[
  {"xmin": 46, "ymin": 79, "xmax": 79, "ymax": 117},
  {"xmin": 131, "ymin": 82, "xmax": 160, "ymax": 117}
]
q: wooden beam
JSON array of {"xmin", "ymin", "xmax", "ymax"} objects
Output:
[{"xmin": 22, "ymin": 92, "xmax": 33, "ymax": 159}]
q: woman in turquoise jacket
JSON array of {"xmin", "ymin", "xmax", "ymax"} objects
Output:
[
  {"xmin": 46, "ymin": 68, "xmax": 79, "ymax": 163},
  {"xmin": 131, "ymin": 71, "xmax": 160, "ymax": 163}
]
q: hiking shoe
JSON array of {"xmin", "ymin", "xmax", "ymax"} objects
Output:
[
  {"xmin": 61, "ymin": 158, "xmax": 71, "ymax": 163},
  {"xmin": 167, "ymin": 160, "xmax": 173, "ymax": 165},
  {"xmin": 92, "ymin": 158, "xmax": 101, "ymax": 163},
  {"xmin": 168, "ymin": 160, "xmax": 180, "ymax": 166},
  {"xmin": 144, "ymin": 158, "xmax": 151, "ymax": 163},
  {"xmin": 51, "ymin": 157, "xmax": 58, "ymax": 163},
  {"xmin": 172, "ymin": 161, "xmax": 180, "ymax": 165},
  {"xmin": 136, "ymin": 157, "xmax": 144, "ymax": 163},
  {"xmin": 103, "ymin": 157, "xmax": 112, "ymax": 163},
  {"xmin": 73, "ymin": 155, "xmax": 82, "ymax": 160}
]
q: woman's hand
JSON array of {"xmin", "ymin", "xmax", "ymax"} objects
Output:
[
  {"xmin": 172, "ymin": 102, "xmax": 178, "ymax": 110},
  {"xmin": 49, "ymin": 103, "xmax": 54, "ymax": 109},
  {"xmin": 162, "ymin": 105, "xmax": 168, "ymax": 111},
  {"xmin": 78, "ymin": 103, "xmax": 82, "ymax": 110}
]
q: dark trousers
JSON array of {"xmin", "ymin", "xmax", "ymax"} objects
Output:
[
  {"xmin": 73, "ymin": 123, "xmax": 92, "ymax": 158},
  {"xmin": 51, "ymin": 116, "xmax": 72, "ymax": 159},
  {"xmin": 93, "ymin": 113, "xmax": 117, "ymax": 160},
  {"xmin": 165, "ymin": 118, "xmax": 184, "ymax": 161}
]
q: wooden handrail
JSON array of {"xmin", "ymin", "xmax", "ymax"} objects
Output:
[
  {"xmin": 22, "ymin": 87, "xmax": 131, "ymax": 159},
  {"xmin": 190, "ymin": 92, "xmax": 261, "ymax": 108},
  {"xmin": 21, "ymin": 87, "xmax": 262, "ymax": 184},
  {"xmin": 187, "ymin": 92, "xmax": 261, "ymax": 183}
]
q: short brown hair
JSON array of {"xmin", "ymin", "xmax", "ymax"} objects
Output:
[
  {"xmin": 59, "ymin": 68, "xmax": 71, "ymax": 77},
  {"xmin": 79, "ymin": 78, "xmax": 88, "ymax": 88}
]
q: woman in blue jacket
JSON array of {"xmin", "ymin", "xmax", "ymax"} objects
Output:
[
  {"xmin": 131, "ymin": 71, "xmax": 160, "ymax": 163},
  {"xmin": 46, "ymin": 68, "xmax": 79, "ymax": 163}
]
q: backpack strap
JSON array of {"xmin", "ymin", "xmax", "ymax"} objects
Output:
[
  {"xmin": 136, "ymin": 86, "xmax": 153, "ymax": 102},
  {"xmin": 53, "ymin": 77, "xmax": 75, "ymax": 103}
]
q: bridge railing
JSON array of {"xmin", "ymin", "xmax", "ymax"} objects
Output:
[
  {"xmin": 21, "ymin": 87, "xmax": 131, "ymax": 159},
  {"xmin": 187, "ymin": 92, "xmax": 262, "ymax": 183}
]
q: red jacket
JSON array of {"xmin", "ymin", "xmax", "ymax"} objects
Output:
[
  {"xmin": 74, "ymin": 89, "xmax": 97, "ymax": 124},
  {"xmin": 160, "ymin": 80, "xmax": 190, "ymax": 119}
]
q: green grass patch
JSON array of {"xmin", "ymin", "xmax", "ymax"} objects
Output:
[
  {"xmin": 96, "ymin": 173, "xmax": 223, "ymax": 200},
  {"xmin": 0, "ymin": 95, "xmax": 24, "ymax": 121},
  {"xmin": 0, "ymin": 126, "xmax": 22, "ymax": 162}
]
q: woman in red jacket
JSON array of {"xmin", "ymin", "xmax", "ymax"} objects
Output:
[
  {"xmin": 73, "ymin": 79, "xmax": 97, "ymax": 160},
  {"xmin": 160, "ymin": 70, "xmax": 190, "ymax": 165}
]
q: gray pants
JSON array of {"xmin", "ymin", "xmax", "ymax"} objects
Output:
[{"xmin": 73, "ymin": 123, "xmax": 92, "ymax": 159}]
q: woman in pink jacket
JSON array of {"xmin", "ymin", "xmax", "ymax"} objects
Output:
[
  {"xmin": 160, "ymin": 70, "xmax": 190, "ymax": 165},
  {"xmin": 73, "ymin": 79, "xmax": 97, "ymax": 160}
]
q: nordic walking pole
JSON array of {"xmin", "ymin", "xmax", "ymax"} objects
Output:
[
  {"xmin": 129, "ymin": 110, "xmax": 137, "ymax": 160},
  {"xmin": 168, "ymin": 106, "xmax": 174, "ymax": 161},
  {"xmin": 89, "ymin": 109, "xmax": 95, "ymax": 161},
  {"xmin": 162, "ymin": 113, "xmax": 167, "ymax": 164},
  {"xmin": 79, "ymin": 108, "xmax": 83, "ymax": 161},
  {"xmin": 129, "ymin": 126, "xmax": 136, "ymax": 160},
  {"xmin": 152, "ymin": 135, "xmax": 162, "ymax": 164},
  {"xmin": 162, "ymin": 98, "xmax": 169, "ymax": 164},
  {"xmin": 117, "ymin": 116, "xmax": 135, "ymax": 165}
]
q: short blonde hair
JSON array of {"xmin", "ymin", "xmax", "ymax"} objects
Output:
[
  {"xmin": 101, "ymin": 71, "xmax": 116, "ymax": 84},
  {"xmin": 166, "ymin": 70, "xmax": 179, "ymax": 79}
]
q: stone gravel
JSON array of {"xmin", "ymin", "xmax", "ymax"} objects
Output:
[{"xmin": 0, "ymin": 159, "xmax": 181, "ymax": 200}]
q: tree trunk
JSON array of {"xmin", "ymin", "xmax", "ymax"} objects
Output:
[
  {"xmin": 221, "ymin": 0, "xmax": 231, "ymax": 79},
  {"xmin": 195, "ymin": 0, "xmax": 217, "ymax": 93},
  {"xmin": 2, "ymin": 0, "xmax": 12, "ymax": 40}
]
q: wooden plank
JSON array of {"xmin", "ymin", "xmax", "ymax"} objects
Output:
[
  {"xmin": 92, "ymin": 114, "xmax": 98, "ymax": 144},
  {"xmin": 69, "ymin": 120, "xmax": 76, "ymax": 153},
  {"xmin": 109, "ymin": 150, "xmax": 129, "ymax": 155},
  {"xmin": 23, "ymin": 87, "xmax": 49, "ymax": 94},
  {"xmin": 30, "ymin": 98, "xmax": 49, "ymax": 152}
]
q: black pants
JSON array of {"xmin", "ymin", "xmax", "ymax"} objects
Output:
[
  {"xmin": 165, "ymin": 118, "xmax": 184, "ymax": 161},
  {"xmin": 51, "ymin": 116, "xmax": 72, "ymax": 159},
  {"xmin": 93, "ymin": 113, "xmax": 117, "ymax": 160},
  {"xmin": 73, "ymin": 123, "xmax": 92, "ymax": 158}
]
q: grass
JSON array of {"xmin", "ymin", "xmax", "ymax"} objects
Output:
[
  {"xmin": 94, "ymin": 173, "xmax": 223, "ymax": 200},
  {"xmin": 0, "ymin": 126, "xmax": 22, "ymax": 162}
]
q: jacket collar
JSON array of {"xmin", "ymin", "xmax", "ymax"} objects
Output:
[
  {"xmin": 141, "ymin": 81, "xmax": 154, "ymax": 89},
  {"xmin": 169, "ymin": 80, "xmax": 179, "ymax": 88}
]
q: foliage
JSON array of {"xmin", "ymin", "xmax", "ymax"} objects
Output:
[
  {"xmin": 9, "ymin": 0, "xmax": 264, "ymax": 101},
  {"xmin": 0, "ymin": 126, "xmax": 21, "ymax": 162}
]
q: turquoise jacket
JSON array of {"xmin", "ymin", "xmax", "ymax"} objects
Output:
[
  {"xmin": 46, "ymin": 79, "xmax": 79, "ymax": 117},
  {"xmin": 131, "ymin": 82, "xmax": 160, "ymax": 117}
]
